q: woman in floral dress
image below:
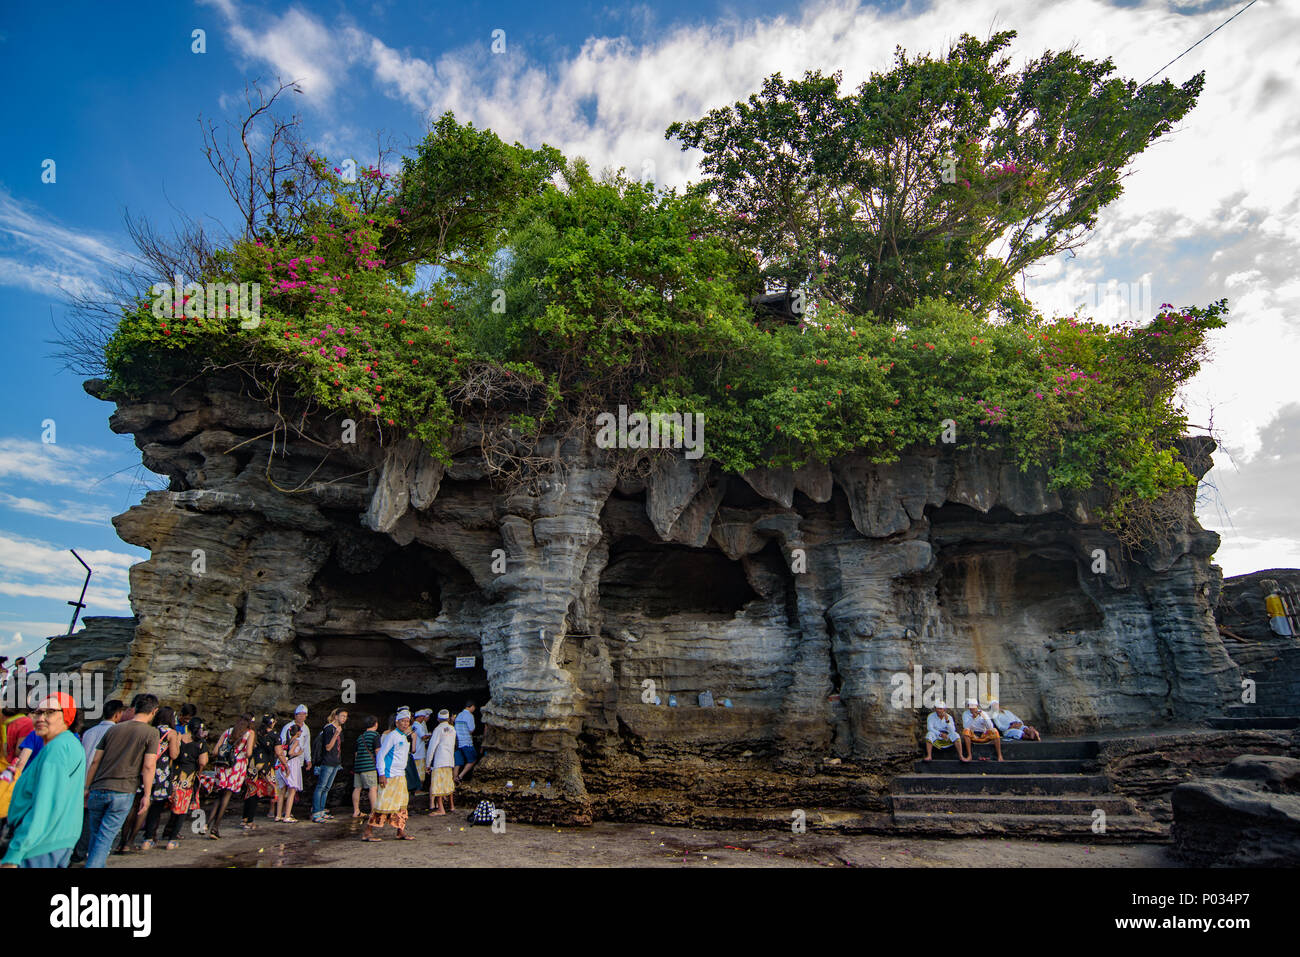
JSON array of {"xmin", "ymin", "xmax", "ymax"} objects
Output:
[
  {"xmin": 240, "ymin": 714, "xmax": 277, "ymax": 830},
  {"xmin": 208, "ymin": 713, "xmax": 255, "ymax": 840},
  {"xmin": 138, "ymin": 707, "xmax": 180, "ymax": 849}
]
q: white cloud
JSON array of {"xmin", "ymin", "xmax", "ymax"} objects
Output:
[
  {"xmin": 0, "ymin": 531, "xmax": 136, "ymax": 586},
  {"xmin": 0, "ymin": 491, "xmax": 116, "ymax": 526},
  {"xmin": 0, "ymin": 185, "xmax": 128, "ymax": 299},
  {"xmin": 0, "ymin": 437, "xmax": 123, "ymax": 490}
]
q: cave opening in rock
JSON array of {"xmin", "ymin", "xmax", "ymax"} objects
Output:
[
  {"xmin": 599, "ymin": 535, "xmax": 761, "ymax": 619},
  {"xmin": 294, "ymin": 532, "xmax": 490, "ymax": 757}
]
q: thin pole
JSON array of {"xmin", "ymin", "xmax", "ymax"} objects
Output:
[{"xmin": 67, "ymin": 549, "xmax": 92, "ymax": 635}]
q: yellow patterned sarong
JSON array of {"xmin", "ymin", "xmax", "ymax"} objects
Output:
[
  {"xmin": 429, "ymin": 766, "xmax": 455, "ymax": 797},
  {"xmin": 368, "ymin": 775, "xmax": 409, "ymax": 829}
]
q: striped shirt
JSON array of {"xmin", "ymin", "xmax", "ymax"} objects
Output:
[{"xmin": 353, "ymin": 730, "xmax": 378, "ymax": 771}]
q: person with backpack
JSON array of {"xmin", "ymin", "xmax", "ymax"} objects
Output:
[
  {"xmin": 241, "ymin": 715, "xmax": 278, "ymax": 830},
  {"xmin": 274, "ymin": 724, "xmax": 305, "ymax": 823},
  {"xmin": 207, "ymin": 714, "xmax": 255, "ymax": 840},
  {"xmin": 310, "ymin": 708, "xmax": 348, "ymax": 823},
  {"xmin": 143, "ymin": 717, "xmax": 206, "ymax": 850},
  {"xmin": 136, "ymin": 706, "xmax": 181, "ymax": 850},
  {"xmin": 361, "ymin": 708, "xmax": 414, "ymax": 842}
]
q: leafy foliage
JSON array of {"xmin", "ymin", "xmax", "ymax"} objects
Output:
[
  {"xmin": 666, "ymin": 31, "xmax": 1205, "ymax": 320},
  {"xmin": 97, "ymin": 39, "xmax": 1224, "ymax": 539}
]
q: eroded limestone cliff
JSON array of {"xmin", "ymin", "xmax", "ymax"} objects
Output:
[{"xmin": 78, "ymin": 372, "xmax": 1240, "ymax": 823}]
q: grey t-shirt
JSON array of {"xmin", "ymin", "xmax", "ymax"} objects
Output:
[{"xmin": 90, "ymin": 720, "xmax": 159, "ymax": 793}]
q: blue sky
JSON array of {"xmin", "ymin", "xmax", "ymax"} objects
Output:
[{"xmin": 2, "ymin": 0, "xmax": 1297, "ymax": 667}]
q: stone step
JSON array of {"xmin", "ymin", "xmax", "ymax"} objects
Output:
[
  {"xmin": 891, "ymin": 793, "xmax": 1132, "ymax": 816},
  {"xmin": 892, "ymin": 773, "xmax": 1113, "ymax": 796},
  {"xmin": 911, "ymin": 758, "xmax": 1097, "ymax": 774},
  {"xmin": 891, "ymin": 811, "xmax": 1166, "ymax": 840},
  {"xmin": 1226, "ymin": 703, "xmax": 1300, "ymax": 717},
  {"xmin": 1206, "ymin": 716, "xmax": 1300, "ymax": 730},
  {"xmin": 926, "ymin": 740, "xmax": 1099, "ymax": 760}
]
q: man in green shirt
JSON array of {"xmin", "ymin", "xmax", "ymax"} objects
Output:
[{"xmin": 1, "ymin": 693, "xmax": 86, "ymax": 868}]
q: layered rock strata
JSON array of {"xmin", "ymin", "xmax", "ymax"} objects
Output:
[{"xmin": 76, "ymin": 373, "xmax": 1241, "ymax": 823}]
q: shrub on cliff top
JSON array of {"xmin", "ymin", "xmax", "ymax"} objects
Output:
[{"xmin": 91, "ymin": 34, "xmax": 1225, "ymax": 541}]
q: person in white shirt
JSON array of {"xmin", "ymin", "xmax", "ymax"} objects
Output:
[
  {"xmin": 924, "ymin": 702, "xmax": 969, "ymax": 761},
  {"xmin": 362, "ymin": 709, "xmax": 413, "ymax": 842},
  {"xmin": 426, "ymin": 709, "xmax": 458, "ymax": 815},
  {"xmin": 987, "ymin": 699, "xmax": 1041, "ymax": 741},
  {"xmin": 961, "ymin": 699, "xmax": 1004, "ymax": 761},
  {"xmin": 410, "ymin": 709, "xmax": 432, "ymax": 788},
  {"xmin": 281, "ymin": 704, "xmax": 312, "ymax": 775}
]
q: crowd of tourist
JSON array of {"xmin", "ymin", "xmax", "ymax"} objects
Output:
[{"xmin": 0, "ymin": 691, "xmax": 482, "ymax": 868}]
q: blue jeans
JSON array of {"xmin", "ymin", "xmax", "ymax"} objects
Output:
[
  {"xmin": 19, "ymin": 847, "xmax": 73, "ymax": 868},
  {"xmin": 85, "ymin": 789, "xmax": 136, "ymax": 869},
  {"xmin": 312, "ymin": 765, "xmax": 340, "ymax": 817}
]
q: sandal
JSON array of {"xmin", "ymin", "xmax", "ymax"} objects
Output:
[
  {"xmin": 361, "ymin": 836, "xmax": 382, "ymax": 842},
  {"xmin": 140, "ymin": 840, "xmax": 155, "ymax": 850},
  {"xmin": 166, "ymin": 841, "xmax": 179, "ymax": 850},
  {"xmin": 209, "ymin": 831, "xmax": 221, "ymax": 840}
]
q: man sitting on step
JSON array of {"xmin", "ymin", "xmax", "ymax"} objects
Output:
[
  {"xmin": 961, "ymin": 699, "xmax": 1004, "ymax": 761},
  {"xmin": 986, "ymin": 699, "xmax": 1041, "ymax": 741},
  {"xmin": 924, "ymin": 702, "xmax": 969, "ymax": 762}
]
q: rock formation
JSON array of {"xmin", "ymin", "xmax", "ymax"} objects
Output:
[
  {"xmin": 1172, "ymin": 754, "xmax": 1300, "ymax": 866},
  {"xmin": 61, "ymin": 372, "xmax": 1243, "ymax": 823}
]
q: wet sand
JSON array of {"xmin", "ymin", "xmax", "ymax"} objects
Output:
[{"xmin": 100, "ymin": 814, "xmax": 1178, "ymax": 868}]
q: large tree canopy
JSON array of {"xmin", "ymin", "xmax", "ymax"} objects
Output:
[
  {"xmin": 78, "ymin": 34, "xmax": 1226, "ymax": 544},
  {"xmin": 666, "ymin": 31, "xmax": 1204, "ymax": 320}
]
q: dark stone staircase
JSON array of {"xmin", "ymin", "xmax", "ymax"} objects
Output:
[
  {"xmin": 1208, "ymin": 645, "xmax": 1300, "ymax": 730},
  {"xmin": 889, "ymin": 739, "xmax": 1163, "ymax": 839}
]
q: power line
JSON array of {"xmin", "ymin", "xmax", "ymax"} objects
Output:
[{"xmin": 1139, "ymin": 0, "xmax": 1260, "ymax": 89}]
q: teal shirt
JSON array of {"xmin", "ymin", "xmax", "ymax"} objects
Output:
[{"xmin": 2, "ymin": 730, "xmax": 86, "ymax": 865}]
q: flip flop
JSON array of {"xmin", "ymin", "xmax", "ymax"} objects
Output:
[
  {"xmin": 361, "ymin": 836, "xmax": 382, "ymax": 842},
  {"xmin": 398, "ymin": 834, "xmax": 415, "ymax": 840}
]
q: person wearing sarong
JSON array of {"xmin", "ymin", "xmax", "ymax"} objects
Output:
[
  {"xmin": 1262, "ymin": 580, "xmax": 1294, "ymax": 637},
  {"xmin": 924, "ymin": 702, "xmax": 968, "ymax": 761},
  {"xmin": 274, "ymin": 723, "xmax": 305, "ymax": 822},
  {"xmin": 145, "ymin": 717, "xmax": 206, "ymax": 849},
  {"xmin": 208, "ymin": 715, "xmax": 255, "ymax": 839},
  {"xmin": 961, "ymin": 699, "xmax": 1004, "ymax": 761},
  {"xmin": 426, "ymin": 709, "xmax": 457, "ymax": 814},
  {"xmin": 410, "ymin": 709, "xmax": 432, "ymax": 789},
  {"xmin": 136, "ymin": 707, "xmax": 180, "ymax": 850},
  {"xmin": 241, "ymin": 715, "xmax": 277, "ymax": 829},
  {"xmin": 363, "ymin": 708, "xmax": 413, "ymax": 841},
  {"xmin": 987, "ymin": 699, "xmax": 1041, "ymax": 741}
]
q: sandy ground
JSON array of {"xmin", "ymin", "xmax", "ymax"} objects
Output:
[{"xmin": 98, "ymin": 813, "xmax": 1178, "ymax": 868}]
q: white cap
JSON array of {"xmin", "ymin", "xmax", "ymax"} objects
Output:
[
  {"xmin": 935, "ymin": 701, "xmax": 948, "ymax": 710},
  {"xmin": 437, "ymin": 709, "xmax": 450, "ymax": 721},
  {"xmin": 294, "ymin": 704, "xmax": 308, "ymax": 715},
  {"xmin": 965, "ymin": 699, "xmax": 978, "ymax": 708},
  {"xmin": 414, "ymin": 708, "xmax": 433, "ymax": 718},
  {"xmin": 395, "ymin": 708, "xmax": 412, "ymax": 722}
]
